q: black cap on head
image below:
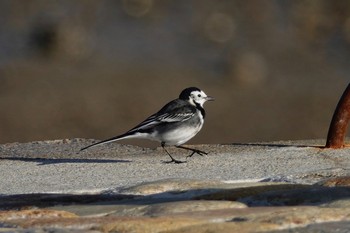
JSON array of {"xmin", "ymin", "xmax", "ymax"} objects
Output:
[{"xmin": 179, "ymin": 87, "xmax": 201, "ymax": 100}]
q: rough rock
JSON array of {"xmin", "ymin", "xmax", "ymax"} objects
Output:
[{"xmin": 1, "ymin": 139, "xmax": 350, "ymax": 232}]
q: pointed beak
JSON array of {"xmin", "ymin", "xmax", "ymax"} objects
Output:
[{"xmin": 206, "ymin": 96, "xmax": 215, "ymax": 101}]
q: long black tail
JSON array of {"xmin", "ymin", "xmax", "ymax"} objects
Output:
[{"xmin": 80, "ymin": 132, "xmax": 132, "ymax": 151}]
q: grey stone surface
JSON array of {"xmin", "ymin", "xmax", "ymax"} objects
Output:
[
  {"xmin": 0, "ymin": 139, "xmax": 349, "ymax": 195},
  {"xmin": 1, "ymin": 139, "xmax": 350, "ymax": 232}
]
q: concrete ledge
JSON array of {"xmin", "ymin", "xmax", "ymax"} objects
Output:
[
  {"xmin": 1, "ymin": 139, "xmax": 350, "ymax": 232},
  {"xmin": 1, "ymin": 138, "xmax": 349, "ymax": 195}
]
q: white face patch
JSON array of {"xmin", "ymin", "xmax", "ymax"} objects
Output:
[{"xmin": 189, "ymin": 90, "xmax": 208, "ymax": 107}]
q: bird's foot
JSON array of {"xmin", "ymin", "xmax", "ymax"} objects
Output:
[
  {"xmin": 162, "ymin": 145, "xmax": 187, "ymax": 164},
  {"xmin": 163, "ymin": 158, "xmax": 187, "ymax": 164},
  {"xmin": 176, "ymin": 145, "xmax": 208, "ymax": 158},
  {"xmin": 186, "ymin": 149, "xmax": 208, "ymax": 158}
]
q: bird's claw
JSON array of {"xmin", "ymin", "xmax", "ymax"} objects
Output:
[
  {"xmin": 163, "ymin": 159, "xmax": 187, "ymax": 164},
  {"xmin": 186, "ymin": 149, "xmax": 208, "ymax": 158}
]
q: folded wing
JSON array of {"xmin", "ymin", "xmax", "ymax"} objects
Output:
[{"xmin": 127, "ymin": 99, "xmax": 196, "ymax": 133}]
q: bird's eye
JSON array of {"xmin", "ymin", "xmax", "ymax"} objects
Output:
[{"xmin": 197, "ymin": 94, "xmax": 201, "ymax": 97}]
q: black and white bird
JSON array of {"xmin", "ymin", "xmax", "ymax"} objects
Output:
[{"xmin": 80, "ymin": 87, "xmax": 214, "ymax": 163}]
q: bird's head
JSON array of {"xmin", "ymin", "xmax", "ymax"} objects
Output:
[{"xmin": 179, "ymin": 87, "xmax": 214, "ymax": 107}]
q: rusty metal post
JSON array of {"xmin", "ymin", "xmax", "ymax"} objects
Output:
[{"xmin": 325, "ymin": 83, "xmax": 350, "ymax": 148}]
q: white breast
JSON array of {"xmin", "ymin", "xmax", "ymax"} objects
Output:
[{"xmin": 159, "ymin": 109, "xmax": 204, "ymax": 146}]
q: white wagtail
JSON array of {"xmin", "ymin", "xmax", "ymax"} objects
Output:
[{"xmin": 80, "ymin": 87, "xmax": 214, "ymax": 163}]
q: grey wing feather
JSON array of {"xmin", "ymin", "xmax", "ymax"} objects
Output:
[
  {"xmin": 127, "ymin": 99, "xmax": 195, "ymax": 133},
  {"xmin": 158, "ymin": 112, "xmax": 194, "ymax": 122}
]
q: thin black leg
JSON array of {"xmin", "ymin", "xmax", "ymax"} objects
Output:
[
  {"xmin": 161, "ymin": 143, "xmax": 186, "ymax": 164},
  {"xmin": 176, "ymin": 145, "xmax": 208, "ymax": 158}
]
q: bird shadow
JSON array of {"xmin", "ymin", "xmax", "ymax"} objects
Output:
[{"xmin": 0, "ymin": 157, "xmax": 132, "ymax": 165}]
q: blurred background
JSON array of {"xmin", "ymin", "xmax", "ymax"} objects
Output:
[{"xmin": 0, "ymin": 0, "xmax": 349, "ymax": 146}]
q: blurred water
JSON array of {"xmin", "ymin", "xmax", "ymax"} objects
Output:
[{"xmin": 0, "ymin": 0, "xmax": 348, "ymax": 144}]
